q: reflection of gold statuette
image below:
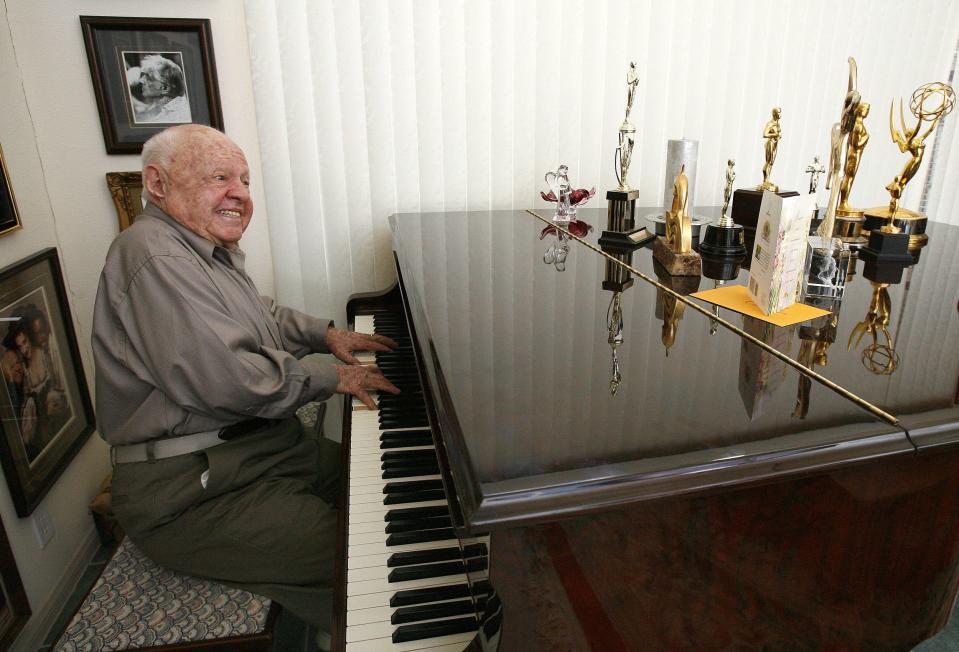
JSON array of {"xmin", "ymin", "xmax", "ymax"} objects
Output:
[
  {"xmin": 848, "ymin": 282, "xmax": 898, "ymax": 375},
  {"xmin": 757, "ymin": 107, "xmax": 782, "ymax": 192}
]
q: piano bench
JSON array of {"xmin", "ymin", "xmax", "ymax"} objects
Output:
[{"xmin": 51, "ymin": 537, "xmax": 280, "ymax": 651}]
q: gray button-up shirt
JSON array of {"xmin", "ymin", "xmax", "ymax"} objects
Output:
[{"xmin": 92, "ymin": 203, "xmax": 339, "ymax": 446}]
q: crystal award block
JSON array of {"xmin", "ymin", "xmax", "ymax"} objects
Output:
[{"xmin": 803, "ymin": 235, "xmax": 850, "ymax": 299}]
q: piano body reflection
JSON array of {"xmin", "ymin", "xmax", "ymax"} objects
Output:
[{"xmin": 334, "ymin": 208, "xmax": 959, "ymax": 651}]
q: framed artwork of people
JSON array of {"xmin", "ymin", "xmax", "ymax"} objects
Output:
[
  {"xmin": 0, "ymin": 248, "xmax": 95, "ymax": 517},
  {"xmin": 80, "ymin": 16, "xmax": 224, "ymax": 154}
]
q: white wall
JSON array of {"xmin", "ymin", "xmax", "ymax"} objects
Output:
[{"xmin": 0, "ymin": 1, "xmax": 272, "ymax": 649}]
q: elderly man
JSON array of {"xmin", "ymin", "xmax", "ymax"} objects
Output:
[{"xmin": 92, "ymin": 124, "xmax": 398, "ymax": 642}]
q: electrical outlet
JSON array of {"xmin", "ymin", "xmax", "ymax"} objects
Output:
[{"xmin": 33, "ymin": 505, "xmax": 55, "ymax": 549}]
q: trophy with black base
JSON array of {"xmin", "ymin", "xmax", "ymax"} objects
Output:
[
  {"xmin": 600, "ymin": 62, "xmax": 653, "ymax": 250},
  {"xmin": 701, "ymin": 158, "xmax": 747, "ymax": 257},
  {"xmin": 861, "ymin": 82, "xmax": 954, "ymax": 261},
  {"xmin": 731, "ymin": 107, "xmax": 799, "ymax": 232}
]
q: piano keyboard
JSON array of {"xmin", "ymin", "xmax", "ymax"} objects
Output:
[{"xmin": 344, "ymin": 312, "xmax": 495, "ymax": 651}]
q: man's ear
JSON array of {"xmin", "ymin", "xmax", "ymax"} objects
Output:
[{"xmin": 143, "ymin": 164, "xmax": 166, "ymax": 203}]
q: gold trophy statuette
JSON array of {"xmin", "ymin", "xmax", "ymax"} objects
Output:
[
  {"xmin": 836, "ymin": 101, "xmax": 870, "ymax": 218},
  {"xmin": 756, "ymin": 107, "xmax": 782, "ymax": 192},
  {"xmin": 862, "ymin": 81, "xmax": 955, "ymax": 248},
  {"xmin": 653, "ymin": 165, "xmax": 701, "ymax": 276},
  {"xmin": 606, "ymin": 62, "xmax": 641, "ymax": 235}
]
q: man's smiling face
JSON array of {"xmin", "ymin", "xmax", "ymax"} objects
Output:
[{"xmin": 154, "ymin": 130, "xmax": 253, "ymax": 247}]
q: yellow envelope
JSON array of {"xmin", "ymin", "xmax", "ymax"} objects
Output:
[{"xmin": 690, "ymin": 284, "xmax": 830, "ymax": 327}]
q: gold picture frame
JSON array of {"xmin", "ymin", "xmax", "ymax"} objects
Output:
[
  {"xmin": 106, "ymin": 171, "xmax": 143, "ymax": 231},
  {"xmin": 0, "ymin": 144, "xmax": 23, "ymax": 238}
]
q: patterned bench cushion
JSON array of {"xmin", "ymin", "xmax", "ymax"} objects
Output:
[{"xmin": 54, "ymin": 538, "xmax": 272, "ymax": 651}]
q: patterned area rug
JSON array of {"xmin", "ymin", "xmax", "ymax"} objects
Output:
[{"xmin": 54, "ymin": 538, "xmax": 271, "ymax": 651}]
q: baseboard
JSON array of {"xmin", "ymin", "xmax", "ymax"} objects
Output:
[{"xmin": 11, "ymin": 526, "xmax": 100, "ymax": 652}]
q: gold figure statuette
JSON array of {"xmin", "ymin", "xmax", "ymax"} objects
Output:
[
  {"xmin": 757, "ymin": 107, "xmax": 782, "ymax": 192},
  {"xmin": 881, "ymin": 82, "xmax": 955, "ymax": 224},
  {"xmin": 720, "ymin": 159, "xmax": 736, "ymax": 227},
  {"xmin": 665, "ymin": 165, "xmax": 692, "ymax": 254},
  {"xmin": 836, "ymin": 102, "xmax": 870, "ymax": 217},
  {"xmin": 615, "ymin": 62, "xmax": 639, "ymax": 191}
]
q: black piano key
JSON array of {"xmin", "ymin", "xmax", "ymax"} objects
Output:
[
  {"xmin": 384, "ymin": 479, "xmax": 444, "ymax": 494},
  {"xmin": 380, "ymin": 429, "xmax": 431, "ymax": 440},
  {"xmin": 392, "ymin": 617, "xmax": 478, "ymax": 644},
  {"xmin": 391, "ymin": 599, "xmax": 477, "ymax": 625},
  {"xmin": 382, "ymin": 459, "xmax": 440, "ymax": 473},
  {"xmin": 466, "ymin": 556, "xmax": 489, "ymax": 572},
  {"xmin": 379, "ymin": 412, "xmax": 428, "ymax": 424},
  {"xmin": 385, "ymin": 505, "xmax": 450, "ymax": 521},
  {"xmin": 380, "ymin": 420, "xmax": 429, "ymax": 430},
  {"xmin": 381, "ymin": 450, "xmax": 437, "ymax": 462},
  {"xmin": 389, "ymin": 583, "xmax": 471, "ymax": 608},
  {"xmin": 380, "ymin": 437, "xmax": 433, "ymax": 450},
  {"xmin": 473, "ymin": 579, "xmax": 492, "ymax": 596},
  {"xmin": 380, "ymin": 437, "xmax": 432, "ymax": 450},
  {"xmin": 383, "ymin": 489, "xmax": 447, "ymax": 505},
  {"xmin": 388, "ymin": 560, "xmax": 465, "ymax": 583},
  {"xmin": 387, "ymin": 546, "xmax": 463, "ymax": 568},
  {"xmin": 462, "ymin": 543, "xmax": 489, "ymax": 558},
  {"xmin": 386, "ymin": 528, "xmax": 455, "ymax": 547},
  {"xmin": 384, "ymin": 516, "xmax": 452, "ymax": 534},
  {"xmin": 383, "ymin": 465, "xmax": 439, "ymax": 479}
]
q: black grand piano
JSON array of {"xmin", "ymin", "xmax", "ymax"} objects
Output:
[{"xmin": 333, "ymin": 207, "xmax": 959, "ymax": 651}]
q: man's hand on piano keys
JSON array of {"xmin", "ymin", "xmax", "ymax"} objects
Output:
[
  {"xmin": 335, "ymin": 364, "xmax": 401, "ymax": 410},
  {"xmin": 326, "ymin": 327, "xmax": 399, "ymax": 365}
]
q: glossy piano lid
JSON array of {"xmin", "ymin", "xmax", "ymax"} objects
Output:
[{"xmin": 389, "ymin": 209, "xmax": 954, "ymax": 529}]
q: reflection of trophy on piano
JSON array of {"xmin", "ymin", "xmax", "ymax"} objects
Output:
[
  {"xmin": 794, "ymin": 297, "xmax": 841, "ymax": 419},
  {"xmin": 607, "ymin": 292, "xmax": 625, "ymax": 394},
  {"xmin": 848, "ymin": 282, "xmax": 899, "ymax": 376}
]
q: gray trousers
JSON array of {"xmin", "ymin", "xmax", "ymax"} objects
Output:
[{"xmin": 111, "ymin": 417, "xmax": 340, "ymax": 629}]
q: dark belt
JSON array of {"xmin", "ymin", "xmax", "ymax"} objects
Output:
[{"xmin": 111, "ymin": 418, "xmax": 282, "ymax": 465}]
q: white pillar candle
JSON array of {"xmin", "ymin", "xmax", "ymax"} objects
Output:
[{"xmin": 662, "ymin": 139, "xmax": 699, "ymax": 213}]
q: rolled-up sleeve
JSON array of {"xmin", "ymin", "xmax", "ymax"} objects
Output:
[
  {"xmin": 260, "ymin": 296, "xmax": 333, "ymax": 357},
  {"xmin": 119, "ymin": 254, "xmax": 338, "ymax": 421}
]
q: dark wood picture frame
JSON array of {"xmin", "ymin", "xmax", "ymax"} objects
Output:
[
  {"xmin": 106, "ymin": 172, "xmax": 144, "ymax": 232},
  {"xmin": 80, "ymin": 16, "xmax": 223, "ymax": 154},
  {"xmin": 0, "ymin": 515, "xmax": 29, "ymax": 649},
  {"xmin": 0, "ymin": 145, "xmax": 23, "ymax": 239},
  {"xmin": 0, "ymin": 248, "xmax": 95, "ymax": 517}
]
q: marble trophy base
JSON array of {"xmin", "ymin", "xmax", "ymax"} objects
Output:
[
  {"xmin": 653, "ymin": 237, "xmax": 702, "ymax": 276},
  {"xmin": 731, "ymin": 188, "xmax": 800, "ymax": 230},
  {"xmin": 862, "ymin": 207, "xmax": 928, "ymax": 249},
  {"xmin": 700, "ymin": 223, "xmax": 747, "ymax": 257}
]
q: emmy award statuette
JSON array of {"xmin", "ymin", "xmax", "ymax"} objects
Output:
[{"xmin": 860, "ymin": 81, "xmax": 955, "ymax": 258}]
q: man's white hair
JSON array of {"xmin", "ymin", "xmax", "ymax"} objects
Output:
[{"xmin": 141, "ymin": 125, "xmax": 224, "ymax": 203}]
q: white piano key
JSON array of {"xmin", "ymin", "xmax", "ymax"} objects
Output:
[
  {"xmin": 349, "ymin": 520, "xmax": 387, "ymax": 536},
  {"xmin": 353, "ymin": 315, "xmax": 375, "ymax": 334},
  {"xmin": 346, "ymin": 604, "xmax": 393, "ymax": 626},
  {"xmin": 347, "ymin": 552, "xmax": 391, "ymax": 570},
  {"xmin": 347, "ymin": 571, "xmax": 470, "ymax": 597},
  {"xmin": 345, "ymin": 631, "xmax": 474, "ymax": 652},
  {"xmin": 348, "ymin": 537, "xmax": 458, "ymax": 558}
]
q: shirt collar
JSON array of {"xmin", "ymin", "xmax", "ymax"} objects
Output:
[{"xmin": 141, "ymin": 202, "xmax": 246, "ymax": 272}]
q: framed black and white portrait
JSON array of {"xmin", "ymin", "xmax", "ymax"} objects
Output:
[
  {"xmin": 80, "ymin": 17, "xmax": 223, "ymax": 154},
  {"xmin": 0, "ymin": 248, "xmax": 95, "ymax": 517}
]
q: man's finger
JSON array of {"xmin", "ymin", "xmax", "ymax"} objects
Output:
[
  {"xmin": 355, "ymin": 388, "xmax": 378, "ymax": 410},
  {"xmin": 371, "ymin": 334, "xmax": 399, "ymax": 349},
  {"xmin": 340, "ymin": 351, "xmax": 361, "ymax": 365},
  {"xmin": 368, "ymin": 375, "xmax": 400, "ymax": 395}
]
